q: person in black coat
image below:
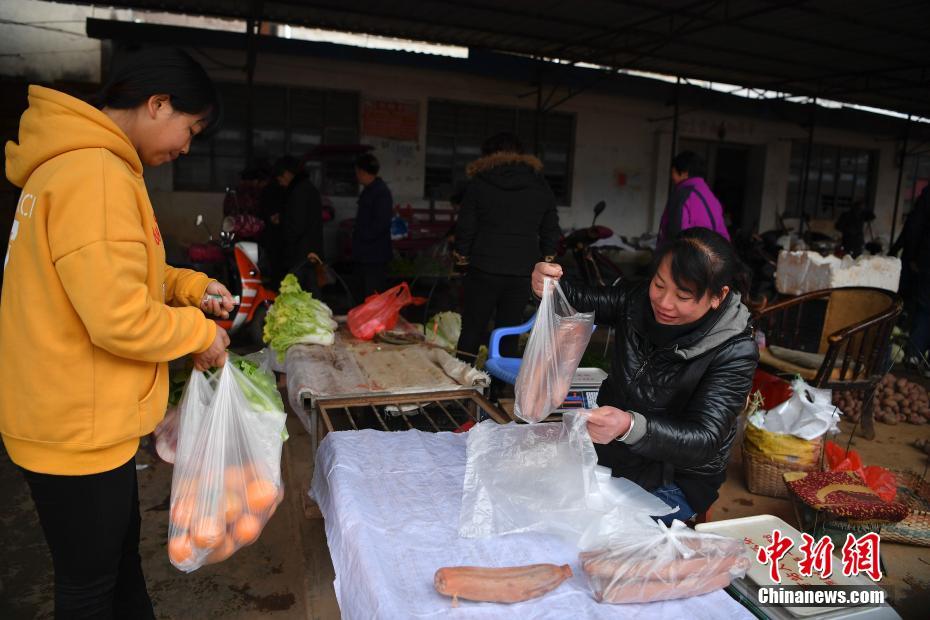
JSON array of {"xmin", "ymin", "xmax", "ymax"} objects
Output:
[
  {"xmin": 454, "ymin": 132, "xmax": 561, "ymax": 360},
  {"xmin": 891, "ymin": 185, "xmax": 930, "ymax": 369},
  {"xmin": 272, "ymin": 155, "xmax": 324, "ymax": 290},
  {"xmin": 352, "ymin": 153, "xmax": 393, "ymax": 298},
  {"xmin": 532, "ymin": 228, "xmax": 759, "ymax": 523}
]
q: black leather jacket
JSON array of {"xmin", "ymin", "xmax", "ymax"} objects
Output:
[{"xmin": 561, "ymin": 279, "xmax": 759, "ymax": 513}]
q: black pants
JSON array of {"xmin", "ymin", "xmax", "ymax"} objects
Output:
[
  {"xmin": 457, "ymin": 268, "xmax": 530, "ymax": 359},
  {"xmin": 357, "ymin": 261, "xmax": 388, "ymax": 300},
  {"xmin": 20, "ymin": 457, "xmax": 155, "ymax": 619}
]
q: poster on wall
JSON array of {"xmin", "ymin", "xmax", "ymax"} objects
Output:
[{"xmin": 362, "ymin": 100, "xmax": 419, "ymax": 142}]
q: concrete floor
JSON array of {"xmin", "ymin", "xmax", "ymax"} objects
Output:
[{"xmin": 2, "ymin": 395, "xmax": 930, "ymax": 619}]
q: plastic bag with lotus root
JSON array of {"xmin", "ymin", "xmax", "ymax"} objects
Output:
[
  {"xmin": 580, "ymin": 514, "xmax": 750, "ymax": 604},
  {"xmin": 514, "ymin": 277, "xmax": 594, "ymax": 423}
]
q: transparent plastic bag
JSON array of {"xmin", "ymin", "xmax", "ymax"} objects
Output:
[
  {"xmin": 514, "ymin": 278, "xmax": 594, "ymax": 423},
  {"xmin": 154, "ymin": 405, "xmax": 181, "ymax": 464},
  {"xmin": 580, "ymin": 515, "xmax": 750, "ymax": 604},
  {"xmin": 167, "ymin": 363, "xmax": 287, "ymax": 572},
  {"xmin": 459, "ymin": 412, "xmax": 673, "ymax": 546}
]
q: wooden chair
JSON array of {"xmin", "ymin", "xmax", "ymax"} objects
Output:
[{"xmin": 753, "ymin": 287, "xmax": 903, "ymax": 440}]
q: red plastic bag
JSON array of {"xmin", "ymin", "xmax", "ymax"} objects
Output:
[
  {"xmin": 347, "ymin": 282, "xmax": 425, "ymax": 340},
  {"xmin": 751, "ymin": 370, "xmax": 793, "ymax": 410},
  {"xmin": 824, "ymin": 441, "xmax": 896, "ymax": 502}
]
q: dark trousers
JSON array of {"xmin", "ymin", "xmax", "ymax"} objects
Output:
[
  {"xmin": 457, "ymin": 269, "xmax": 530, "ymax": 359},
  {"xmin": 358, "ymin": 261, "xmax": 388, "ymax": 300},
  {"xmin": 20, "ymin": 457, "xmax": 155, "ymax": 620}
]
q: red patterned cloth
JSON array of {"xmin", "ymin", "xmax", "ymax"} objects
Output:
[{"xmin": 784, "ymin": 471, "xmax": 909, "ymax": 524}]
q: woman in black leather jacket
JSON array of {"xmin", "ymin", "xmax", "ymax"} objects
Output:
[{"xmin": 532, "ymin": 228, "xmax": 758, "ymax": 524}]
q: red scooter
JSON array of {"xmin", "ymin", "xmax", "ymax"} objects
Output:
[{"xmin": 188, "ymin": 214, "xmax": 277, "ymax": 343}]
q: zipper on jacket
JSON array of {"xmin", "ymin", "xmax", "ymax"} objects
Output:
[{"xmin": 631, "ymin": 343, "xmax": 678, "ymax": 383}]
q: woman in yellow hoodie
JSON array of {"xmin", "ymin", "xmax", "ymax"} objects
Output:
[{"xmin": 2, "ymin": 48, "xmax": 233, "ymax": 617}]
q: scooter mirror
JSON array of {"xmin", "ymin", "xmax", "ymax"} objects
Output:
[
  {"xmin": 195, "ymin": 214, "xmax": 204, "ymax": 227},
  {"xmin": 594, "ymin": 201, "xmax": 606, "ymax": 217}
]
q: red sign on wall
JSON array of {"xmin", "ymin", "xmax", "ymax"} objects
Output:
[{"xmin": 361, "ymin": 100, "xmax": 419, "ymax": 142}]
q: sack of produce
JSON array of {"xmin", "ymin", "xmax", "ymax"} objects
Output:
[
  {"xmin": 264, "ymin": 274, "xmax": 337, "ymax": 360},
  {"xmin": 347, "ymin": 282, "xmax": 425, "ymax": 340},
  {"xmin": 580, "ymin": 516, "xmax": 750, "ymax": 604},
  {"xmin": 514, "ymin": 277, "xmax": 594, "ymax": 423},
  {"xmin": 167, "ymin": 361, "xmax": 287, "ymax": 572}
]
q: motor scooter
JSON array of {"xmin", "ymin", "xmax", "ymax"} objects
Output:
[
  {"xmin": 189, "ymin": 214, "xmax": 277, "ymax": 343},
  {"xmin": 559, "ymin": 201, "xmax": 617, "ymax": 286}
]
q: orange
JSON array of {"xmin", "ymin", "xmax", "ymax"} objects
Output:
[
  {"xmin": 191, "ymin": 515, "xmax": 225, "ymax": 550},
  {"xmin": 170, "ymin": 496, "xmax": 195, "ymax": 529},
  {"xmin": 233, "ymin": 513, "xmax": 262, "ymax": 545},
  {"xmin": 224, "ymin": 491, "xmax": 243, "ymax": 524},
  {"xmin": 206, "ymin": 534, "xmax": 236, "ymax": 564},
  {"xmin": 224, "ymin": 464, "xmax": 255, "ymax": 491},
  {"xmin": 168, "ymin": 535, "xmax": 193, "ymax": 565},
  {"xmin": 245, "ymin": 479, "xmax": 278, "ymax": 513}
]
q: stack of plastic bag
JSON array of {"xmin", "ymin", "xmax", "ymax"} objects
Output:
[
  {"xmin": 459, "ymin": 412, "xmax": 673, "ymax": 547},
  {"xmin": 513, "ymin": 278, "xmax": 594, "ymax": 423},
  {"xmin": 167, "ymin": 361, "xmax": 287, "ymax": 572}
]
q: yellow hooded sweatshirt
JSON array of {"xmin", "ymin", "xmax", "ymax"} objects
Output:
[{"xmin": 1, "ymin": 85, "xmax": 217, "ymax": 475}]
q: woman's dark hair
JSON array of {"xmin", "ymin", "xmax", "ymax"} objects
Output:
[
  {"xmin": 272, "ymin": 155, "xmax": 302, "ymax": 177},
  {"xmin": 355, "ymin": 153, "xmax": 380, "ymax": 175},
  {"xmin": 652, "ymin": 227, "xmax": 751, "ymax": 299},
  {"xmin": 481, "ymin": 132, "xmax": 523, "ymax": 156},
  {"xmin": 671, "ymin": 150, "xmax": 706, "ymax": 178},
  {"xmin": 92, "ymin": 47, "xmax": 221, "ymax": 134}
]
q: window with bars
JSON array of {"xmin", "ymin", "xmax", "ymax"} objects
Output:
[
  {"xmin": 173, "ymin": 83, "xmax": 360, "ymax": 194},
  {"xmin": 424, "ymin": 100, "xmax": 574, "ymax": 203},
  {"xmin": 785, "ymin": 143, "xmax": 876, "ymax": 219}
]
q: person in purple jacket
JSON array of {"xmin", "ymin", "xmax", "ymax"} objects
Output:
[{"xmin": 657, "ymin": 151, "xmax": 730, "ymax": 247}]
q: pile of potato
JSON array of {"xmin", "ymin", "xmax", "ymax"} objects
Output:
[{"xmin": 833, "ymin": 374, "xmax": 930, "ymax": 425}]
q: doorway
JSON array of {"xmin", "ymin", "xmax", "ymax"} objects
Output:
[{"xmin": 677, "ymin": 139, "xmax": 764, "ymax": 233}]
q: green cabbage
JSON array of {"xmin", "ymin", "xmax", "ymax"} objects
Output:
[
  {"xmin": 264, "ymin": 274, "xmax": 337, "ymax": 361},
  {"xmin": 425, "ymin": 311, "xmax": 462, "ymax": 352}
]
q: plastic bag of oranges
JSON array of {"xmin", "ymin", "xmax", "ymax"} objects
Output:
[{"xmin": 167, "ymin": 362, "xmax": 287, "ymax": 572}]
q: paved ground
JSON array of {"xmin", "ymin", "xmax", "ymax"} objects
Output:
[{"xmin": 2, "ymin": 384, "xmax": 930, "ymax": 619}]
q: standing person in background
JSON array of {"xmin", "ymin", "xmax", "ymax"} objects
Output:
[
  {"xmin": 258, "ymin": 161, "xmax": 287, "ymax": 285},
  {"xmin": 274, "ymin": 155, "xmax": 324, "ymax": 291},
  {"xmin": 835, "ymin": 201, "xmax": 872, "ymax": 258},
  {"xmin": 453, "ymin": 132, "xmax": 561, "ymax": 361},
  {"xmin": 657, "ymin": 151, "xmax": 730, "ymax": 247},
  {"xmin": 1, "ymin": 47, "xmax": 233, "ymax": 618},
  {"xmin": 352, "ymin": 152, "xmax": 393, "ymax": 297},
  {"xmin": 891, "ymin": 185, "xmax": 930, "ymax": 371}
]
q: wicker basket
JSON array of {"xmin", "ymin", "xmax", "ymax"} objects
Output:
[
  {"xmin": 743, "ymin": 437, "xmax": 824, "ymax": 499},
  {"xmin": 878, "ymin": 469, "xmax": 930, "ymax": 546}
]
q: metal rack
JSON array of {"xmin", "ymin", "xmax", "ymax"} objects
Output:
[{"xmin": 312, "ymin": 389, "xmax": 507, "ymax": 446}]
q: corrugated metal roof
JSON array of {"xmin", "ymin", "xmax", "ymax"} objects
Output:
[{"xmin": 58, "ymin": 0, "xmax": 930, "ymax": 117}]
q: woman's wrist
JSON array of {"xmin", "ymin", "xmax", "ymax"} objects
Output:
[{"xmin": 613, "ymin": 411, "xmax": 635, "ymax": 442}]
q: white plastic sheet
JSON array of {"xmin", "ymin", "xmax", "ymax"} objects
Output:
[
  {"xmin": 748, "ymin": 377, "xmax": 841, "ymax": 440},
  {"xmin": 514, "ymin": 278, "xmax": 594, "ymax": 423},
  {"xmin": 167, "ymin": 364, "xmax": 287, "ymax": 572},
  {"xmin": 459, "ymin": 412, "xmax": 673, "ymax": 546},
  {"xmin": 309, "ymin": 428, "xmax": 753, "ymax": 619}
]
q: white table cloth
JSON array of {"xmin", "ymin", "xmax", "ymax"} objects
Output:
[{"xmin": 310, "ymin": 428, "xmax": 754, "ymax": 619}]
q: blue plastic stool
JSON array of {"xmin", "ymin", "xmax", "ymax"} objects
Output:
[{"xmin": 483, "ymin": 314, "xmax": 536, "ymax": 385}]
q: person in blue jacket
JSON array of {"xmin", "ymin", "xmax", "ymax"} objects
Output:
[{"xmin": 352, "ymin": 152, "xmax": 393, "ymax": 297}]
